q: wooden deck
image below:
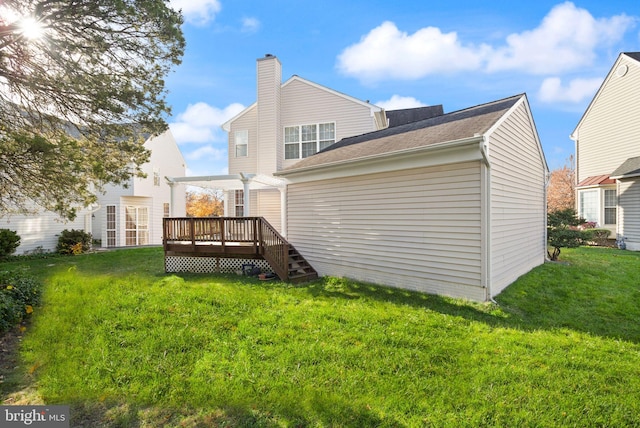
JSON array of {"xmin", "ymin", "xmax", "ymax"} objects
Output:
[{"xmin": 163, "ymin": 217, "xmax": 317, "ymax": 283}]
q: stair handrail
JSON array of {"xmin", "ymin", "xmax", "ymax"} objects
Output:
[{"xmin": 257, "ymin": 217, "xmax": 289, "ymax": 280}]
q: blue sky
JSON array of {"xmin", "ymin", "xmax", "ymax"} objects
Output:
[{"xmin": 165, "ymin": 0, "xmax": 639, "ymax": 177}]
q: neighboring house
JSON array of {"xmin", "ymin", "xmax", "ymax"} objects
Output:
[
  {"xmin": 276, "ymin": 94, "xmax": 548, "ymax": 301},
  {"xmin": 571, "ymin": 52, "xmax": 640, "ymax": 248},
  {"xmin": 0, "ymin": 129, "xmax": 186, "ymax": 254},
  {"xmin": 170, "ymin": 55, "xmax": 548, "ymax": 301},
  {"xmin": 92, "ymin": 130, "xmax": 186, "ymax": 248}
]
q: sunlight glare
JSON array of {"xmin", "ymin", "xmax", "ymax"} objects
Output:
[{"xmin": 19, "ymin": 17, "xmax": 44, "ymax": 40}]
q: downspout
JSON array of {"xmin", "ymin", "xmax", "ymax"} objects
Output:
[
  {"xmin": 279, "ymin": 187, "xmax": 287, "ymax": 238},
  {"xmin": 544, "ymin": 170, "xmax": 551, "ymax": 261},
  {"xmin": 479, "ymin": 139, "xmax": 494, "ymax": 302}
]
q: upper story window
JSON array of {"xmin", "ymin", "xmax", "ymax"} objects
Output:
[
  {"xmin": 153, "ymin": 168, "xmax": 160, "ymax": 186},
  {"xmin": 284, "ymin": 122, "xmax": 335, "ymax": 159},
  {"xmin": 235, "ymin": 130, "xmax": 248, "ymax": 157}
]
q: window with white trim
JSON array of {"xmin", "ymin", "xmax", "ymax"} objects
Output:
[
  {"xmin": 125, "ymin": 206, "xmax": 149, "ymax": 246},
  {"xmin": 163, "ymin": 203, "xmax": 170, "ymax": 218},
  {"xmin": 604, "ymin": 189, "xmax": 617, "ymax": 225},
  {"xmin": 234, "ymin": 190, "xmax": 244, "ymax": 217},
  {"xmin": 106, "ymin": 205, "xmax": 116, "ymax": 247},
  {"xmin": 235, "ymin": 130, "xmax": 248, "ymax": 157},
  {"xmin": 284, "ymin": 122, "xmax": 335, "ymax": 159},
  {"xmin": 579, "ymin": 190, "xmax": 598, "ymax": 223}
]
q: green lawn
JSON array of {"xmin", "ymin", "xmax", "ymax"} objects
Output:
[{"xmin": 2, "ymin": 246, "xmax": 640, "ymax": 427}]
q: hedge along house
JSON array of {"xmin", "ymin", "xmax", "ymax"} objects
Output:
[{"xmin": 275, "ymin": 94, "xmax": 548, "ymax": 301}]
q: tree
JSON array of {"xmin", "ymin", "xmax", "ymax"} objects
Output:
[
  {"xmin": 186, "ymin": 190, "xmax": 223, "ymax": 217},
  {"xmin": 0, "ymin": 0, "xmax": 185, "ymax": 220},
  {"xmin": 547, "ymin": 155, "xmax": 575, "ymax": 213},
  {"xmin": 547, "ymin": 208, "xmax": 586, "ymax": 261}
]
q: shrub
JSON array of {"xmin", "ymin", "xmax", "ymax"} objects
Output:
[
  {"xmin": 547, "ymin": 208, "xmax": 587, "ymax": 261},
  {"xmin": 57, "ymin": 229, "xmax": 92, "ymax": 255},
  {"xmin": 0, "ymin": 271, "xmax": 42, "ymax": 332},
  {"xmin": 0, "ymin": 229, "xmax": 21, "ymax": 259},
  {"xmin": 583, "ymin": 228, "xmax": 612, "ymax": 246}
]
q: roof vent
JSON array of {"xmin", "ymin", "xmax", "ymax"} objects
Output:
[
  {"xmin": 616, "ymin": 64, "xmax": 628, "ymax": 77},
  {"xmin": 265, "ymin": 53, "xmax": 274, "ymax": 58}
]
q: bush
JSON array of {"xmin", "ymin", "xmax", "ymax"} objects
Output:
[
  {"xmin": 583, "ymin": 228, "xmax": 612, "ymax": 246},
  {"xmin": 57, "ymin": 229, "xmax": 92, "ymax": 255},
  {"xmin": 0, "ymin": 271, "xmax": 42, "ymax": 332},
  {"xmin": 547, "ymin": 209, "xmax": 586, "ymax": 261},
  {"xmin": 0, "ymin": 229, "xmax": 21, "ymax": 259}
]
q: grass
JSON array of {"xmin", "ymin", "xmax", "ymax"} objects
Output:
[{"xmin": 2, "ymin": 246, "xmax": 640, "ymax": 426}]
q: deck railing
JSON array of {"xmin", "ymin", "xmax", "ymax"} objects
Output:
[{"xmin": 163, "ymin": 217, "xmax": 289, "ymax": 279}]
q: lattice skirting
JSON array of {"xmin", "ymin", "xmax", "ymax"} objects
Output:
[{"xmin": 165, "ymin": 256, "xmax": 272, "ymax": 274}]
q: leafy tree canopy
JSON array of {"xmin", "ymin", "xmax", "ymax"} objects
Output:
[{"xmin": 0, "ymin": 0, "xmax": 185, "ymax": 219}]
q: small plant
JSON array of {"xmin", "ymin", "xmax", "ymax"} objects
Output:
[
  {"xmin": 57, "ymin": 229, "xmax": 92, "ymax": 255},
  {"xmin": 0, "ymin": 229, "xmax": 21, "ymax": 259},
  {"xmin": 547, "ymin": 208, "xmax": 586, "ymax": 261},
  {"xmin": 0, "ymin": 271, "xmax": 42, "ymax": 332}
]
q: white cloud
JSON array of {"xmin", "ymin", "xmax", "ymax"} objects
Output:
[
  {"xmin": 169, "ymin": 0, "xmax": 221, "ymax": 26},
  {"xmin": 185, "ymin": 145, "xmax": 227, "ymax": 161},
  {"xmin": 242, "ymin": 17, "xmax": 261, "ymax": 33},
  {"xmin": 169, "ymin": 102, "xmax": 245, "ymax": 145},
  {"xmin": 336, "ymin": 21, "xmax": 489, "ymax": 82},
  {"xmin": 487, "ymin": 2, "xmax": 635, "ymax": 74},
  {"xmin": 375, "ymin": 95, "xmax": 426, "ymax": 110},
  {"xmin": 337, "ymin": 3, "xmax": 636, "ymax": 82},
  {"xmin": 538, "ymin": 76, "xmax": 602, "ymax": 103}
]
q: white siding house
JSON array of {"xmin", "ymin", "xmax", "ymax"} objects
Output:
[
  {"xmin": 169, "ymin": 55, "xmax": 547, "ymax": 301},
  {"xmin": 277, "ymin": 94, "xmax": 548, "ymax": 301},
  {"xmin": 0, "ymin": 130, "xmax": 186, "ymax": 254},
  {"xmin": 92, "ymin": 130, "xmax": 186, "ymax": 248},
  {"xmin": 572, "ymin": 52, "xmax": 640, "ymax": 248}
]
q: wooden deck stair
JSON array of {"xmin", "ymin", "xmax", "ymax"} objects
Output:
[
  {"xmin": 287, "ymin": 245, "xmax": 318, "ymax": 283},
  {"xmin": 163, "ymin": 217, "xmax": 317, "ymax": 283}
]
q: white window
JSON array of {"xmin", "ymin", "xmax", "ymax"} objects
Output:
[
  {"xmin": 106, "ymin": 205, "xmax": 116, "ymax": 247},
  {"xmin": 153, "ymin": 168, "xmax": 160, "ymax": 186},
  {"xmin": 284, "ymin": 122, "xmax": 335, "ymax": 159},
  {"xmin": 604, "ymin": 189, "xmax": 617, "ymax": 225},
  {"xmin": 235, "ymin": 130, "xmax": 248, "ymax": 157},
  {"xmin": 234, "ymin": 190, "xmax": 244, "ymax": 217},
  {"xmin": 579, "ymin": 190, "xmax": 598, "ymax": 223},
  {"xmin": 125, "ymin": 206, "xmax": 149, "ymax": 246},
  {"xmin": 163, "ymin": 203, "xmax": 170, "ymax": 218}
]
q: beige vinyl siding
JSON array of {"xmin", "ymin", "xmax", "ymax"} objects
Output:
[
  {"xmin": 577, "ymin": 56, "xmax": 640, "ymax": 181},
  {"xmin": 287, "ymin": 162, "xmax": 485, "ymax": 300},
  {"xmin": 281, "ymin": 79, "xmax": 378, "ymax": 169},
  {"xmin": 256, "ymin": 189, "xmax": 282, "ymax": 232},
  {"xmin": 488, "ymin": 102, "xmax": 547, "ymax": 296},
  {"xmin": 256, "ymin": 57, "xmax": 281, "ymax": 175},
  {"xmin": 618, "ymin": 179, "xmax": 640, "ymax": 249},
  {"xmin": 228, "ymin": 107, "xmax": 258, "ymax": 174}
]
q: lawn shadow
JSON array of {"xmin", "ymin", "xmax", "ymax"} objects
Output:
[{"xmin": 290, "ymin": 274, "xmax": 640, "ymax": 344}]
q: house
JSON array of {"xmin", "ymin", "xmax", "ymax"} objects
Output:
[
  {"xmin": 0, "ymin": 130, "xmax": 186, "ymax": 254},
  {"xmin": 571, "ymin": 52, "xmax": 640, "ymax": 249},
  {"xmin": 276, "ymin": 94, "xmax": 548, "ymax": 301},
  {"xmin": 168, "ymin": 55, "xmax": 548, "ymax": 301},
  {"xmin": 91, "ymin": 130, "xmax": 187, "ymax": 248}
]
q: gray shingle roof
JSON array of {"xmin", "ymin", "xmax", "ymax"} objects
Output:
[
  {"xmin": 611, "ymin": 156, "xmax": 640, "ymax": 178},
  {"xmin": 280, "ymin": 94, "xmax": 523, "ymax": 173},
  {"xmin": 386, "ymin": 105, "xmax": 444, "ymax": 128},
  {"xmin": 624, "ymin": 52, "xmax": 640, "ymax": 62}
]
